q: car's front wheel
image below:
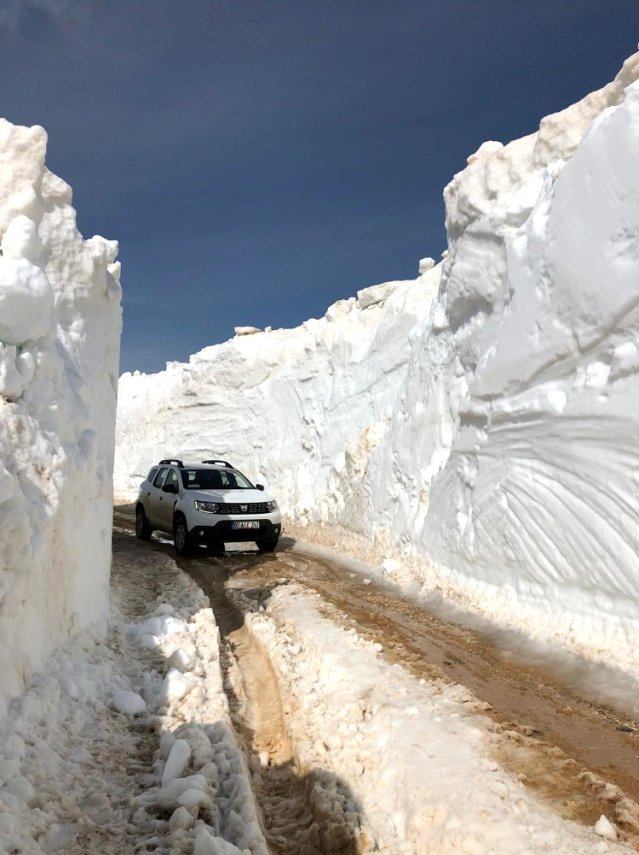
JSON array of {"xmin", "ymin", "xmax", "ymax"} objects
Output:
[
  {"xmin": 135, "ymin": 505, "xmax": 153, "ymax": 541},
  {"xmin": 173, "ymin": 516, "xmax": 193, "ymax": 557},
  {"xmin": 256, "ymin": 536, "xmax": 279, "ymax": 553}
]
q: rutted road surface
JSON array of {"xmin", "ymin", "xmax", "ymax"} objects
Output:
[
  {"xmin": 114, "ymin": 507, "xmax": 639, "ymax": 851},
  {"xmin": 180, "ymin": 543, "xmax": 363, "ymax": 854}
]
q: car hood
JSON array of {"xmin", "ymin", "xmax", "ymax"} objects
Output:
[{"xmin": 185, "ymin": 488, "xmax": 276, "ymax": 504}]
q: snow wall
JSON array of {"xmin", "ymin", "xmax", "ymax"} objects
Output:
[
  {"xmin": 0, "ymin": 120, "xmax": 122, "ymax": 716},
  {"xmin": 116, "ymin": 54, "xmax": 639, "ymax": 666}
]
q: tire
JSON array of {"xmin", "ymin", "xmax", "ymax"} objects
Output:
[
  {"xmin": 256, "ymin": 536, "xmax": 279, "ymax": 553},
  {"xmin": 135, "ymin": 505, "xmax": 153, "ymax": 541},
  {"xmin": 173, "ymin": 516, "xmax": 193, "ymax": 557}
]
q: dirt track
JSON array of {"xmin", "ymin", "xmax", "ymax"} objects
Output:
[
  {"xmin": 182, "ymin": 548, "xmax": 361, "ymax": 854},
  {"xmin": 114, "ymin": 506, "xmax": 639, "ymax": 846}
]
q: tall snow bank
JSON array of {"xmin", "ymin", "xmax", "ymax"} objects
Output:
[
  {"xmin": 115, "ymin": 54, "xmax": 639, "ymax": 665},
  {"xmin": 364, "ymin": 53, "xmax": 639, "ymax": 653},
  {"xmin": 0, "ymin": 119, "xmax": 122, "ymax": 717}
]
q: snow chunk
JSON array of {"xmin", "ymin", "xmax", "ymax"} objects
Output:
[
  {"xmin": 170, "ymin": 806, "xmax": 194, "ymax": 831},
  {"xmin": 162, "ymin": 738, "xmax": 191, "ymax": 786},
  {"xmin": 194, "ymin": 824, "xmax": 247, "ymax": 855},
  {"xmin": 234, "ymin": 326, "xmax": 261, "ymax": 336},
  {"xmin": 3, "ymin": 213, "xmax": 41, "ymax": 261},
  {"xmin": 159, "ymin": 729, "xmax": 176, "ymax": 758},
  {"xmin": 139, "ymin": 633, "xmax": 162, "ymax": 650},
  {"xmin": 112, "ymin": 689, "xmax": 146, "ymax": 715},
  {"xmin": 593, "ymin": 815, "xmax": 617, "ymax": 841},
  {"xmin": 178, "ymin": 787, "xmax": 211, "ymax": 808},
  {"xmin": 161, "ymin": 668, "xmax": 192, "ymax": 703},
  {"xmin": 158, "ymin": 774, "xmax": 207, "ymax": 808},
  {"xmin": 466, "ymin": 139, "xmax": 503, "ymax": 165},
  {"xmin": 0, "ymin": 344, "xmax": 35, "ymax": 399},
  {"xmin": 137, "ymin": 614, "xmax": 188, "ymax": 639},
  {"xmin": 356, "ymin": 280, "xmax": 401, "ymax": 309},
  {"xmin": 168, "ymin": 647, "xmax": 195, "ymax": 673}
]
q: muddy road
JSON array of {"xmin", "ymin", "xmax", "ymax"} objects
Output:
[
  {"xmin": 182, "ymin": 542, "xmax": 362, "ymax": 854},
  {"xmin": 113, "ymin": 507, "xmax": 639, "ymax": 845}
]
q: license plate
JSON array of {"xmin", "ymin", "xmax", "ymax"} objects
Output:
[{"xmin": 231, "ymin": 521, "xmax": 260, "ymax": 530}]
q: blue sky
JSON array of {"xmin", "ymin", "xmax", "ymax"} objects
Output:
[{"xmin": 1, "ymin": 1, "xmax": 638, "ymax": 373}]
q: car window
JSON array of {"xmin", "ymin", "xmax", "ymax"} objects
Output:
[
  {"xmin": 181, "ymin": 469, "xmax": 201, "ymax": 489},
  {"xmin": 153, "ymin": 467, "xmax": 168, "ymax": 488},
  {"xmin": 146, "ymin": 467, "xmax": 158, "ymax": 484},
  {"xmin": 180, "ymin": 468, "xmax": 253, "ymax": 489},
  {"xmin": 165, "ymin": 469, "xmax": 179, "ymax": 490},
  {"xmin": 221, "ymin": 469, "xmax": 252, "ymax": 488}
]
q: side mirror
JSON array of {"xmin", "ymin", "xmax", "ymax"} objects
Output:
[
  {"xmin": 163, "ymin": 483, "xmax": 178, "ymax": 494},
  {"xmin": 256, "ymin": 484, "xmax": 265, "ymax": 492}
]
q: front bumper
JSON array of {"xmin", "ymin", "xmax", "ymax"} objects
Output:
[{"xmin": 188, "ymin": 517, "xmax": 281, "ymax": 544}]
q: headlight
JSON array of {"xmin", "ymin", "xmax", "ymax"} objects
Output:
[
  {"xmin": 265, "ymin": 500, "xmax": 278, "ymax": 512},
  {"xmin": 194, "ymin": 500, "xmax": 219, "ymax": 513}
]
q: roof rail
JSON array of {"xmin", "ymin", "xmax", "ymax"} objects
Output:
[
  {"xmin": 201, "ymin": 459, "xmax": 234, "ymax": 468},
  {"xmin": 159, "ymin": 458, "xmax": 184, "ymax": 467}
]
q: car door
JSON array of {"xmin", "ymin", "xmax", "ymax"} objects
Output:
[
  {"xmin": 156, "ymin": 467, "xmax": 180, "ymax": 530},
  {"xmin": 145, "ymin": 466, "xmax": 168, "ymax": 526}
]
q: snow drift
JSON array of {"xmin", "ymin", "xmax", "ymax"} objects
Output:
[
  {"xmin": 115, "ymin": 54, "xmax": 639, "ymax": 667},
  {"xmin": 0, "ymin": 119, "xmax": 121, "ymax": 716}
]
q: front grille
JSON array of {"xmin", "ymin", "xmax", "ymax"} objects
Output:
[{"xmin": 218, "ymin": 502, "xmax": 269, "ymax": 515}]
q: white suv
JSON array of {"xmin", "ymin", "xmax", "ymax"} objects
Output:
[{"xmin": 135, "ymin": 459, "xmax": 282, "ymax": 556}]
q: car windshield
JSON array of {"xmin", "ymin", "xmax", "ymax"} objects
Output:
[{"xmin": 180, "ymin": 468, "xmax": 254, "ymax": 490}]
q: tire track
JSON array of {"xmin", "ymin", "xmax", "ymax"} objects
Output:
[{"xmin": 183, "ymin": 557, "xmax": 363, "ymax": 854}]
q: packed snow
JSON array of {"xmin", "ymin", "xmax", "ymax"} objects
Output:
[
  {"xmin": 0, "ymin": 119, "xmax": 121, "ymax": 717},
  {"xmin": 115, "ymin": 52, "xmax": 639, "ymax": 673}
]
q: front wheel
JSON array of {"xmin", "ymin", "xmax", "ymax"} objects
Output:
[
  {"xmin": 256, "ymin": 536, "xmax": 279, "ymax": 553},
  {"xmin": 173, "ymin": 517, "xmax": 193, "ymax": 557},
  {"xmin": 135, "ymin": 505, "xmax": 152, "ymax": 540}
]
